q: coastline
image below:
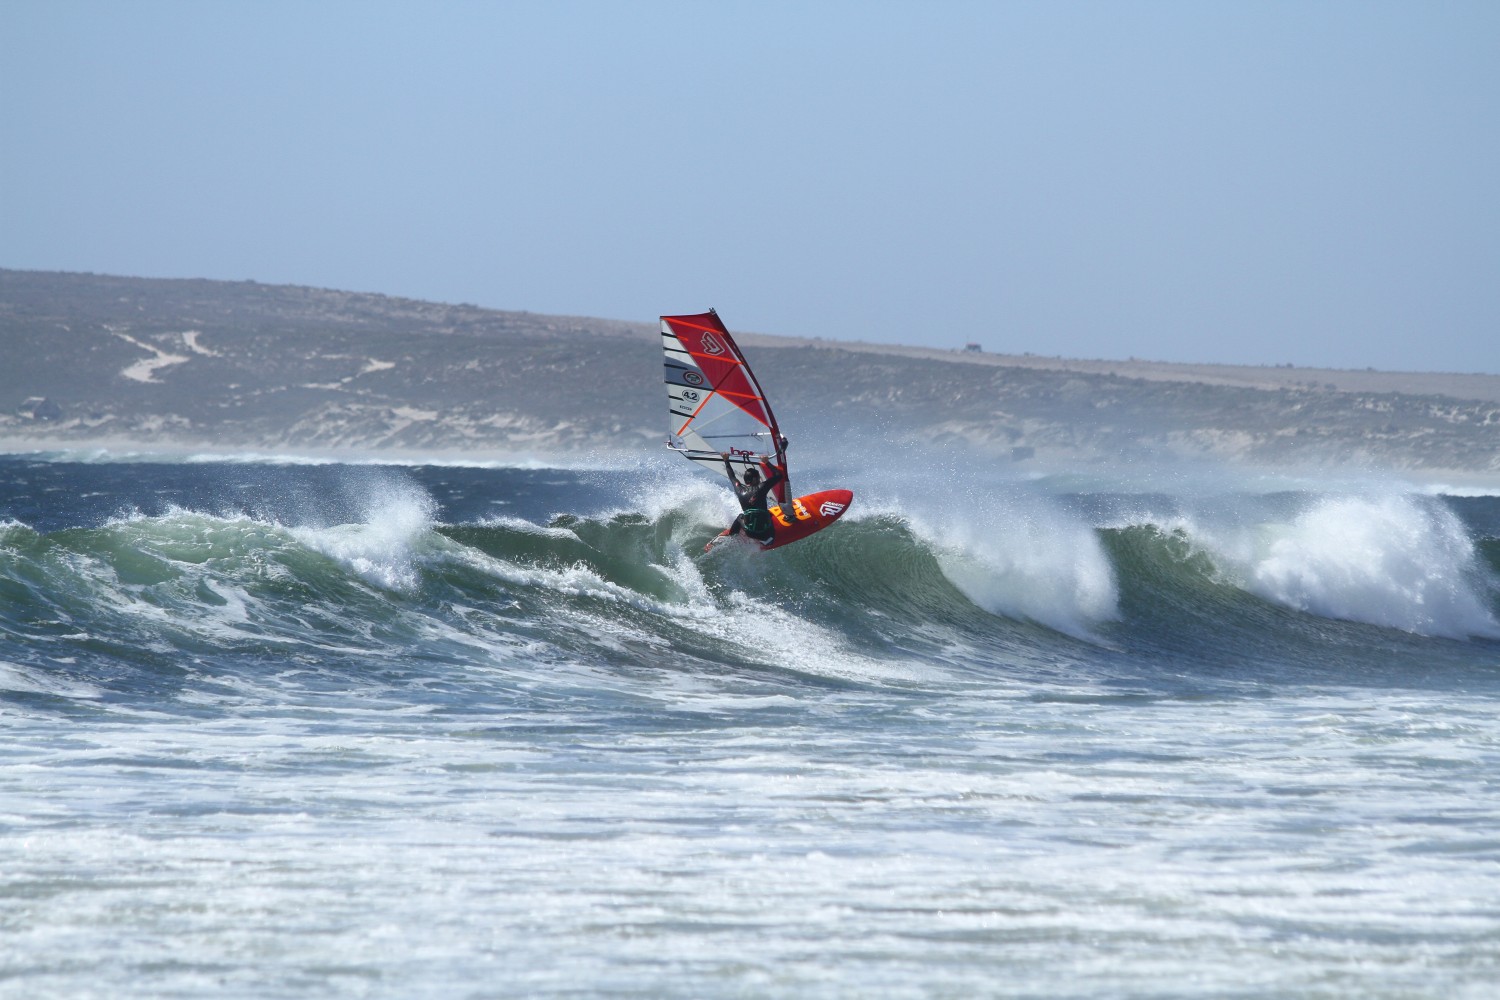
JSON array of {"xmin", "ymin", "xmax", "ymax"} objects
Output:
[{"xmin": 4, "ymin": 269, "xmax": 1498, "ymax": 477}]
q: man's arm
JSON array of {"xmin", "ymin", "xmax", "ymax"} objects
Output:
[{"xmin": 752, "ymin": 468, "xmax": 785, "ymax": 506}]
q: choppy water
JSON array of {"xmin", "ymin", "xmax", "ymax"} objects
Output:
[{"xmin": 2, "ymin": 451, "xmax": 1499, "ymax": 998}]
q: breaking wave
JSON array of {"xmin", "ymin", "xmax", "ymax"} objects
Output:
[{"xmin": 3, "ymin": 464, "xmax": 1497, "ymax": 714}]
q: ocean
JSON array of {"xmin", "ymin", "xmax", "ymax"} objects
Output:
[{"xmin": 2, "ymin": 449, "xmax": 1498, "ymax": 998}]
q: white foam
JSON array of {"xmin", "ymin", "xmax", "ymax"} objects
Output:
[
  {"xmin": 880, "ymin": 487, "xmax": 1119, "ymax": 640},
  {"xmin": 620, "ymin": 459, "xmax": 733, "ymax": 519},
  {"xmin": 0, "ymin": 518, "xmax": 33, "ymax": 538},
  {"xmin": 0, "ymin": 660, "xmax": 102, "ymax": 700},
  {"xmin": 1418, "ymin": 482, "xmax": 1500, "ymax": 499},
  {"xmin": 290, "ymin": 482, "xmax": 437, "ymax": 592},
  {"xmin": 1187, "ymin": 493, "xmax": 1500, "ymax": 639},
  {"xmin": 476, "ymin": 514, "xmax": 581, "ymax": 541},
  {"xmin": 446, "ymin": 537, "xmax": 662, "ymax": 609}
]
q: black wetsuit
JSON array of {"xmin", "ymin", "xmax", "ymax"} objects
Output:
[{"xmin": 725, "ymin": 462, "xmax": 786, "ymax": 543}]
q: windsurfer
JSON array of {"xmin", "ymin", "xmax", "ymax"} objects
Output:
[{"xmin": 721, "ymin": 453, "xmax": 785, "ymax": 545}]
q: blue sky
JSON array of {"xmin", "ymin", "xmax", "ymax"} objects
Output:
[{"xmin": 3, "ymin": 1, "xmax": 1497, "ymax": 373}]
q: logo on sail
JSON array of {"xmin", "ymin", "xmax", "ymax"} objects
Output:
[
  {"xmin": 699, "ymin": 333, "xmax": 727, "ymax": 356},
  {"xmin": 682, "ymin": 370, "xmax": 704, "ymax": 386}
]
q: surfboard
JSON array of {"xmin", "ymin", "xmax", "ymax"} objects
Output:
[
  {"xmin": 704, "ymin": 488, "xmax": 855, "ymax": 552},
  {"xmin": 661, "ymin": 310, "xmax": 854, "ymax": 552}
]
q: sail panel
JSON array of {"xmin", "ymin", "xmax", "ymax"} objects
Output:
[{"xmin": 662, "ymin": 310, "xmax": 789, "ymax": 499}]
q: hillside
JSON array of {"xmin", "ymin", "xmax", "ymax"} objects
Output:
[{"xmin": 3, "ymin": 269, "xmax": 1498, "ymax": 473}]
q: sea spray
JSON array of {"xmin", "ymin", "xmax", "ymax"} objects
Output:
[
  {"xmin": 1182, "ymin": 492, "xmax": 1500, "ymax": 639},
  {"xmin": 889, "ymin": 489, "xmax": 1119, "ymax": 640},
  {"xmin": 290, "ymin": 479, "xmax": 438, "ymax": 592}
]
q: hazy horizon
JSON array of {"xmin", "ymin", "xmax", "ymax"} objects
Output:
[{"xmin": 4, "ymin": 1, "xmax": 1498, "ymax": 374}]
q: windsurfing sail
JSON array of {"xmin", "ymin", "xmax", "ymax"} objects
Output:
[{"xmin": 662, "ymin": 310, "xmax": 789, "ymax": 502}]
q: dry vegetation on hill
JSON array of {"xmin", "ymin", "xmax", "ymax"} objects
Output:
[{"xmin": 4, "ymin": 269, "xmax": 1498, "ymax": 474}]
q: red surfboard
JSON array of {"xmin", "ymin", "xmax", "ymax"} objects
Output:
[{"xmin": 705, "ymin": 488, "xmax": 854, "ymax": 552}]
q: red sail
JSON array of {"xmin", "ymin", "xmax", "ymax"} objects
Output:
[{"xmin": 662, "ymin": 310, "xmax": 789, "ymax": 502}]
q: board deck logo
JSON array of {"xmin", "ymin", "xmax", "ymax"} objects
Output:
[{"xmin": 818, "ymin": 501, "xmax": 846, "ymax": 517}]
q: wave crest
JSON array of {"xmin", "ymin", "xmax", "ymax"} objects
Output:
[{"xmin": 1188, "ymin": 494, "xmax": 1500, "ymax": 640}]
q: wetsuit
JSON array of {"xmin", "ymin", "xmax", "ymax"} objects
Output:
[{"xmin": 723, "ymin": 459, "xmax": 786, "ymax": 543}]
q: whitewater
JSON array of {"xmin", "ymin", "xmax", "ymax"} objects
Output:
[{"xmin": 2, "ymin": 450, "xmax": 1499, "ymax": 998}]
